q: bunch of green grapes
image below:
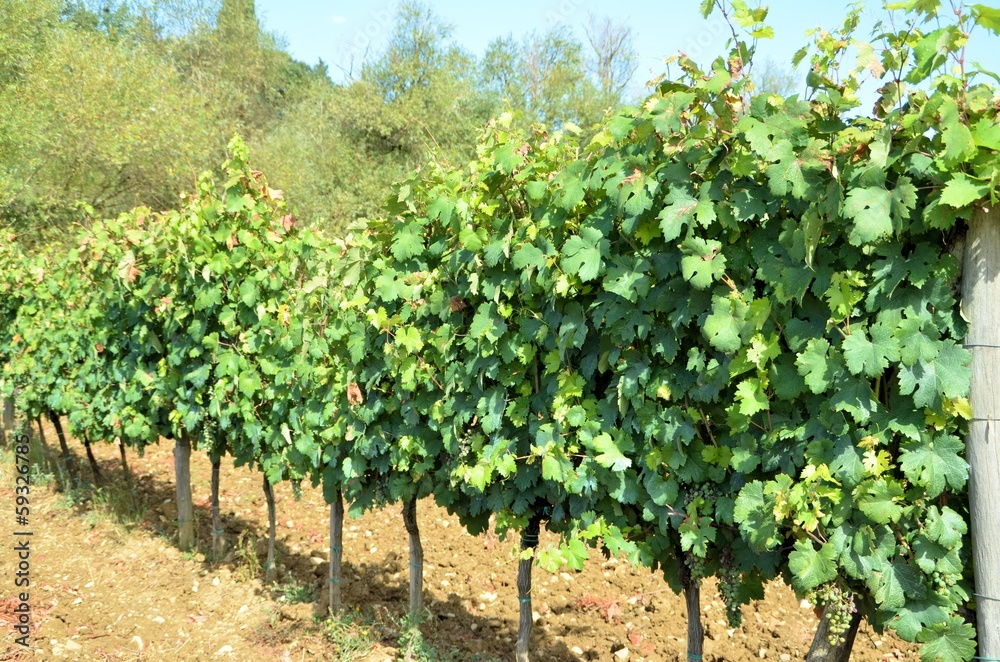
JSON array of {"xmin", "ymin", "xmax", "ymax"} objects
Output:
[
  {"xmin": 202, "ymin": 416, "xmax": 215, "ymax": 447},
  {"xmin": 931, "ymin": 569, "xmax": 958, "ymax": 597},
  {"xmin": 684, "ymin": 483, "xmax": 720, "ymax": 513},
  {"xmin": 717, "ymin": 547, "xmax": 742, "ymax": 627},
  {"xmin": 685, "ymin": 550, "xmax": 707, "ymax": 581},
  {"xmin": 809, "ymin": 583, "xmax": 856, "ymax": 646}
]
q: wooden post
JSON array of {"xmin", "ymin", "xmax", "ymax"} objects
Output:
[
  {"xmin": 329, "ymin": 489, "xmax": 344, "ymax": 616},
  {"xmin": 263, "ymin": 474, "xmax": 277, "ymax": 583},
  {"xmin": 174, "ymin": 434, "xmax": 194, "ymax": 552},
  {"xmin": 210, "ymin": 454, "xmax": 225, "ymax": 559},
  {"xmin": 402, "ymin": 497, "xmax": 423, "ymax": 620},
  {"xmin": 962, "ymin": 205, "xmax": 1000, "ymax": 658},
  {"xmin": 516, "ymin": 515, "xmax": 542, "ymax": 662}
]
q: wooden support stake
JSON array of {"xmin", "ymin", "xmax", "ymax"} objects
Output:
[
  {"xmin": 516, "ymin": 515, "xmax": 542, "ymax": 662},
  {"xmin": 402, "ymin": 497, "xmax": 423, "ymax": 620},
  {"xmin": 174, "ymin": 434, "xmax": 194, "ymax": 552},
  {"xmin": 263, "ymin": 474, "xmax": 277, "ymax": 583},
  {"xmin": 210, "ymin": 455, "xmax": 224, "ymax": 559},
  {"xmin": 962, "ymin": 205, "xmax": 1000, "ymax": 657},
  {"xmin": 329, "ymin": 489, "xmax": 344, "ymax": 616}
]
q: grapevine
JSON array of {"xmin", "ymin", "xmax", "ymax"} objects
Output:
[{"xmin": 0, "ymin": 2, "xmax": 997, "ymax": 661}]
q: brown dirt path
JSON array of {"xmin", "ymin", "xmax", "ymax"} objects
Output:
[{"xmin": 0, "ymin": 420, "xmax": 920, "ymax": 661}]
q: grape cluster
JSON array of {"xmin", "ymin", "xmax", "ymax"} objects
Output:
[
  {"xmin": 684, "ymin": 483, "xmax": 720, "ymax": 513},
  {"xmin": 685, "ymin": 550, "xmax": 707, "ymax": 581},
  {"xmin": 809, "ymin": 583, "xmax": 857, "ymax": 647},
  {"xmin": 931, "ymin": 570, "xmax": 957, "ymax": 597},
  {"xmin": 717, "ymin": 548, "xmax": 743, "ymax": 627},
  {"xmin": 202, "ymin": 416, "xmax": 215, "ymax": 448}
]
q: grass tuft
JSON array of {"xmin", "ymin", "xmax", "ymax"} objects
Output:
[{"xmin": 234, "ymin": 530, "xmax": 262, "ymax": 582}]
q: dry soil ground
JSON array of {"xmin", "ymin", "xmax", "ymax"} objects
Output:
[{"xmin": 0, "ymin": 419, "xmax": 920, "ymax": 661}]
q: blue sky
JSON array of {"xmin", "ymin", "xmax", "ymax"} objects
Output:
[{"xmin": 255, "ymin": 0, "xmax": 1000, "ymax": 101}]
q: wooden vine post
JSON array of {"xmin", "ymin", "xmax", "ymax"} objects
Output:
[
  {"xmin": 516, "ymin": 515, "xmax": 542, "ymax": 662},
  {"xmin": 402, "ymin": 497, "xmax": 423, "ymax": 620},
  {"xmin": 210, "ymin": 453, "xmax": 224, "ymax": 558},
  {"xmin": 174, "ymin": 433, "xmax": 194, "ymax": 552},
  {"xmin": 263, "ymin": 474, "xmax": 277, "ymax": 583},
  {"xmin": 329, "ymin": 488, "xmax": 344, "ymax": 616},
  {"xmin": 962, "ymin": 205, "xmax": 1000, "ymax": 657}
]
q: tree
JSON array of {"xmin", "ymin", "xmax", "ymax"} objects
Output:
[
  {"xmin": 752, "ymin": 57, "xmax": 799, "ymax": 97},
  {"xmin": 255, "ymin": 1, "xmax": 491, "ymax": 232},
  {"xmin": 584, "ymin": 15, "xmax": 637, "ymax": 105},
  {"xmin": 0, "ymin": 21, "xmax": 218, "ymax": 219},
  {"xmin": 481, "ymin": 26, "xmax": 600, "ymax": 129}
]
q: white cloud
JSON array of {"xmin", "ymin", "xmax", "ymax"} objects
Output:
[{"xmin": 331, "ymin": 15, "xmax": 347, "ymax": 25}]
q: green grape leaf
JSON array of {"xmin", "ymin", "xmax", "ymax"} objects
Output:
[
  {"xmin": 560, "ymin": 227, "xmax": 606, "ymax": 282},
  {"xmin": 470, "ymin": 303, "xmax": 507, "ymax": 343},
  {"xmin": 898, "ymin": 342, "xmax": 971, "ymax": 409},
  {"xmin": 972, "ymin": 3, "xmax": 1000, "ymax": 34},
  {"xmin": 590, "ymin": 432, "xmax": 631, "ymax": 471},
  {"xmin": 856, "ymin": 478, "xmax": 905, "ymax": 524},
  {"xmin": 831, "ymin": 377, "xmax": 880, "ymax": 423},
  {"xmin": 478, "ymin": 388, "xmax": 506, "ymax": 434},
  {"xmin": 736, "ymin": 378, "xmax": 769, "ymax": 415},
  {"xmin": 796, "ymin": 339, "xmax": 839, "ymax": 393},
  {"xmin": 391, "ymin": 222, "xmax": 424, "ymax": 261},
  {"xmin": 703, "ymin": 296, "xmax": 744, "ymax": 352},
  {"xmin": 899, "ymin": 435, "xmax": 968, "ymax": 498},
  {"xmin": 459, "ymin": 227, "xmax": 484, "ymax": 252},
  {"xmin": 658, "ymin": 190, "xmax": 697, "ymax": 241},
  {"xmin": 842, "ymin": 325, "xmax": 900, "ymax": 378},
  {"xmin": 888, "ymin": 599, "xmax": 952, "ymax": 642},
  {"xmin": 925, "ymin": 506, "xmax": 967, "ymax": 547},
  {"xmin": 643, "ymin": 473, "xmax": 678, "ymax": 508},
  {"xmin": 680, "ymin": 237, "xmax": 726, "ymax": 289},
  {"xmin": 871, "ymin": 557, "xmax": 924, "ymax": 611},
  {"xmin": 396, "ymin": 326, "xmax": 424, "ymax": 353},
  {"xmin": 940, "ymin": 173, "xmax": 990, "ymax": 208},
  {"xmin": 917, "ymin": 618, "xmax": 976, "ymax": 662},
  {"xmin": 734, "ymin": 481, "xmax": 782, "ymax": 551},
  {"xmin": 512, "ymin": 243, "xmax": 545, "ymax": 271},
  {"xmin": 895, "ymin": 318, "xmax": 940, "ymax": 365},
  {"xmin": 788, "ymin": 539, "xmax": 838, "ymax": 592},
  {"xmin": 845, "ymin": 187, "xmax": 893, "ymax": 245}
]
